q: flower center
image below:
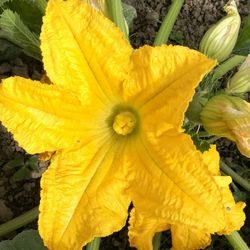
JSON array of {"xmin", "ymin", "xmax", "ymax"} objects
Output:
[{"xmin": 112, "ymin": 111, "xmax": 137, "ymax": 135}]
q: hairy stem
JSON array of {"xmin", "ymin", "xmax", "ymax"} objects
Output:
[
  {"xmin": 211, "ymin": 55, "xmax": 246, "ymax": 82},
  {"xmin": 106, "ymin": 0, "xmax": 128, "ymax": 39},
  {"xmin": 225, "ymin": 231, "xmax": 250, "ymax": 250},
  {"xmin": 153, "ymin": 0, "xmax": 185, "ymax": 46},
  {"xmin": 0, "ymin": 206, "xmax": 38, "ymax": 237},
  {"xmin": 153, "ymin": 232, "xmax": 162, "ymax": 250},
  {"xmin": 86, "ymin": 237, "xmax": 101, "ymax": 250},
  {"xmin": 220, "ymin": 161, "xmax": 250, "ymax": 192}
]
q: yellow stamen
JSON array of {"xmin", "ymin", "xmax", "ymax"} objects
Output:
[{"xmin": 113, "ymin": 111, "xmax": 136, "ymax": 135}]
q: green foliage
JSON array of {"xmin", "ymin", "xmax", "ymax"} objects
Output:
[
  {"xmin": 3, "ymin": 155, "xmax": 39, "ymax": 182},
  {"xmin": 191, "ymin": 133, "xmax": 211, "ymax": 153},
  {"xmin": 0, "ymin": 9, "xmax": 41, "ymax": 61},
  {"xmin": 169, "ymin": 31, "xmax": 185, "ymax": 45},
  {"xmin": 0, "ymin": 230, "xmax": 47, "ymax": 250},
  {"xmin": 234, "ymin": 14, "xmax": 250, "ymax": 56},
  {"xmin": 0, "ymin": 38, "xmax": 21, "ymax": 62},
  {"xmin": 122, "ymin": 3, "xmax": 137, "ymax": 28},
  {"xmin": 0, "ymin": 0, "xmax": 9, "ymax": 7},
  {"xmin": 2, "ymin": 0, "xmax": 44, "ymax": 33},
  {"xmin": 0, "ymin": 0, "xmax": 45, "ymax": 61}
]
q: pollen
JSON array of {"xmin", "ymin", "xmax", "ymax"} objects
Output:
[{"xmin": 113, "ymin": 111, "xmax": 137, "ymax": 135}]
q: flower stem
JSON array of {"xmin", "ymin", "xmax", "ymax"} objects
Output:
[
  {"xmin": 106, "ymin": 0, "xmax": 128, "ymax": 40},
  {"xmin": 153, "ymin": 232, "xmax": 162, "ymax": 250},
  {"xmin": 220, "ymin": 161, "xmax": 250, "ymax": 192},
  {"xmin": 211, "ymin": 55, "xmax": 246, "ymax": 82},
  {"xmin": 0, "ymin": 206, "xmax": 38, "ymax": 237},
  {"xmin": 86, "ymin": 237, "xmax": 101, "ymax": 250},
  {"xmin": 153, "ymin": 0, "xmax": 185, "ymax": 46},
  {"xmin": 225, "ymin": 231, "xmax": 250, "ymax": 250}
]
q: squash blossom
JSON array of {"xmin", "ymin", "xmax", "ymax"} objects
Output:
[
  {"xmin": 226, "ymin": 55, "xmax": 250, "ymax": 94},
  {"xmin": 201, "ymin": 95, "xmax": 250, "ymax": 158},
  {"xmin": 0, "ymin": 1, "xmax": 246, "ymax": 249},
  {"xmin": 199, "ymin": 0, "xmax": 241, "ymax": 62}
]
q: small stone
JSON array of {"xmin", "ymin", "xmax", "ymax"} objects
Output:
[
  {"xmin": 8, "ymin": 195, "xmax": 13, "ymax": 202},
  {"xmin": 0, "ymin": 63, "xmax": 11, "ymax": 74},
  {"xmin": 0, "ymin": 186, "xmax": 6, "ymax": 198},
  {"xmin": 23, "ymin": 182, "xmax": 35, "ymax": 192},
  {"xmin": 0, "ymin": 199, "xmax": 13, "ymax": 222}
]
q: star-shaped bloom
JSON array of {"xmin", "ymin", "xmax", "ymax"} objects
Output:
[{"xmin": 0, "ymin": 0, "xmax": 245, "ymax": 249}]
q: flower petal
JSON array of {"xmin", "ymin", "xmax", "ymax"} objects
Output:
[
  {"xmin": 214, "ymin": 176, "xmax": 246, "ymax": 234},
  {"xmin": 123, "ymin": 45, "xmax": 216, "ymax": 130},
  {"xmin": 202, "ymin": 147, "xmax": 246, "ymax": 234},
  {"xmin": 39, "ymin": 135, "xmax": 130, "ymax": 250},
  {"xmin": 0, "ymin": 77, "xmax": 93, "ymax": 154},
  {"xmin": 128, "ymin": 208, "xmax": 170, "ymax": 250},
  {"xmin": 171, "ymin": 225, "xmax": 211, "ymax": 250},
  {"xmin": 128, "ymin": 133, "xmax": 227, "ymax": 234},
  {"xmin": 41, "ymin": 0, "xmax": 132, "ymax": 102}
]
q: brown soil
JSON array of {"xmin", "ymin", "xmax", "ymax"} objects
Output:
[{"xmin": 0, "ymin": 0, "xmax": 250, "ymax": 249}]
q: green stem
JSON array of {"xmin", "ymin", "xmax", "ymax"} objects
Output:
[
  {"xmin": 153, "ymin": 232, "xmax": 162, "ymax": 250},
  {"xmin": 211, "ymin": 55, "xmax": 246, "ymax": 82},
  {"xmin": 0, "ymin": 206, "xmax": 38, "ymax": 237},
  {"xmin": 225, "ymin": 231, "xmax": 250, "ymax": 250},
  {"xmin": 86, "ymin": 237, "xmax": 101, "ymax": 250},
  {"xmin": 220, "ymin": 161, "xmax": 250, "ymax": 192},
  {"xmin": 153, "ymin": 0, "xmax": 185, "ymax": 46},
  {"xmin": 36, "ymin": 0, "xmax": 47, "ymax": 14},
  {"xmin": 106, "ymin": 0, "xmax": 128, "ymax": 40}
]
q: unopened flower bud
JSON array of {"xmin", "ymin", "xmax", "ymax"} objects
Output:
[
  {"xmin": 199, "ymin": 0, "xmax": 241, "ymax": 62},
  {"xmin": 201, "ymin": 95, "xmax": 250, "ymax": 157},
  {"xmin": 226, "ymin": 55, "xmax": 250, "ymax": 94}
]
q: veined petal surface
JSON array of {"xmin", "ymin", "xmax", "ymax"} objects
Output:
[
  {"xmin": 128, "ymin": 208, "xmax": 170, "ymax": 250},
  {"xmin": 123, "ymin": 45, "xmax": 216, "ymax": 131},
  {"xmin": 202, "ymin": 146, "xmax": 246, "ymax": 234},
  {"xmin": 128, "ymin": 133, "xmax": 226, "ymax": 233},
  {"xmin": 39, "ymin": 135, "xmax": 130, "ymax": 250},
  {"xmin": 171, "ymin": 225, "xmax": 211, "ymax": 250},
  {"xmin": 0, "ymin": 77, "xmax": 99, "ymax": 154},
  {"xmin": 41, "ymin": 0, "xmax": 132, "ymax": 103}
]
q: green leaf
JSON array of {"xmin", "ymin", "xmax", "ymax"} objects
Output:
[
  {"xmin": 191, "ymin": 134, "xmax": 211, "ymax": 153},
  {"xmin": 0, "ymin": 230, "xmax": 47, "ymax": 250},
  {"xmin": 25, "ymin": 156, "xmax": 39, "ymax": 170},
  {"xmin": 34, "ymin": 0, "xmax": 47, "ymax": 15},
  {"xmin": 122, "ymin": 2, "xmax": 137, "ymax": 28},
  {"xmin": 0, "ymin": 38, "xmax": 21, "ymax": 62},
  {"xmin": 234, "ymin": 14, "xmax": 250, "ymax": 56},
  {"xmin": 0, "ymin": 9, "xmax": 41, "ymax": 61},
  {"xmin": 3, "ymin": 157, "xmax": 24, "ymax": 170},
  {"xmin": 11, "ymin": 166, "xmax": 31, "ymax": 181},
  {"xmin": 4, "ymin": 0, "xmax": 44, "ymax": 33},
  {"xmin": 0, "ymin": 0, "xmax": 9, "ymax": 7}
]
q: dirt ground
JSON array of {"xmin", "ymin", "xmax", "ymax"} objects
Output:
[{"xmin": 0, "ymin": 0, "xmax": 250, "ymax": 249}]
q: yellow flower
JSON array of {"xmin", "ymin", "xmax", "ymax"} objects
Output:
[
  {"xmin": 0, "ymin": 1, "xmax": 245, "ymax": 249},
  {"xmin": 201, "ymin": 95, "xmax": 250, "ymax": 158}
]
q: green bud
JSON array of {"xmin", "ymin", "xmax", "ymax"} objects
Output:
[
  {"xmin": 199, "ymin": 0, "xmax": 241, "ymax": 62},
  {"xmin": 201, "ymin": 95, "xmax": 250, "ymax": 157},
  {"xmin": 186, "ymin": 93, "xmax": 208, "ymax": 123},
  {"xmin": 226, "ymin": 55, "xmax": 250, "ymax": 94}
]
